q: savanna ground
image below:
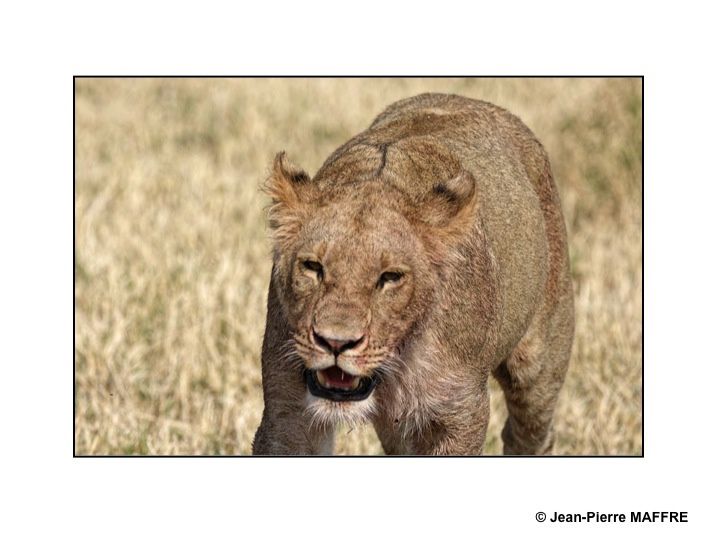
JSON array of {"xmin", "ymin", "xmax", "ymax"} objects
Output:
[{"xmin": 74, "ymin": 78, "xmax": 642, "ymax": 455}]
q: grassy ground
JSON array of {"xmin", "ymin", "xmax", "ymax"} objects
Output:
[{"xmin": 74, "ymin": 78, "xmax": 642, "ymax": 455}]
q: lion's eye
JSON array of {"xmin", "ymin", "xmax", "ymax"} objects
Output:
[
  {"xmin": 378, "ymin": 271, "xmax": 404, "ymax": 288},
  {"xmin": 302, "ymin": 259, "xmax": 324, "ymax": 279}
]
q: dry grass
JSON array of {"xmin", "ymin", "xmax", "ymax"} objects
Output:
[{"xmin": 74, "ymin": 78, "xmax": 642, "ymax": 455}]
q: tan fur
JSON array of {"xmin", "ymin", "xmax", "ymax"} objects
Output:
[{"xmin": 252, "ymin": 93, "xmax": 574, "ymax": 455}]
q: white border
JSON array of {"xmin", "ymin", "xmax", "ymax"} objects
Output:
[{"xmin": 2, "ymin": 1, "xmax": 718, "ymax": 537}]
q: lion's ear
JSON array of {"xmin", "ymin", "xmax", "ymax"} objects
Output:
[
  {"xmin": 414, "ymin": 170, "xmax": 478, "ymax": 263},
  {"xmin": 263, "ymin": 152, "xmax": 313, "ymax": 247},
  {"xmin": 420, "ymin": 169, "xmax": 477, "ymax": 233}
]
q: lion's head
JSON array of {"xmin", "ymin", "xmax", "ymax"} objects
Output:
[{"xmin": 263, "ymin": 152, "xmax": 477, "ymax": 426}]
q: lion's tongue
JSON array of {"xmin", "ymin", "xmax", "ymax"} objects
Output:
[{"xmin": 319, "ymin": 366, "xmax": 359, "ymax": 390}]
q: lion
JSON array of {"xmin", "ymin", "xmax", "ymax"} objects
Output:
[{"xmin": 252, "ymin": 93, "xmax": 574, "ymax": 455}]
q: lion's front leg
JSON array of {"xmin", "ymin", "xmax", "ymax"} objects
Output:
[
  {"xmin": 252, "ymin": 286, "xmax": 336, "ymax": 456},
  {"xmin": 375, "ymin": 382, "xmax": 491, "ymax": 456},
  {"xmin": 252, "ymin": 352, "xmax": 335, "ymax": 455},
  {"xmin": 253, "ymin": 401, "xmax": 335, "ymax": 455}
]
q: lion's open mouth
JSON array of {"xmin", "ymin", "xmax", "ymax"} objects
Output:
[{"xmin": 305, "ymin": 366, "xmax": 377, "ymax": 402}]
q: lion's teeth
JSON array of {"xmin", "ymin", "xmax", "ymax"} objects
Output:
[{"xmin": 315, "ymin": 369, "xmax": 364, "ymax": 391}]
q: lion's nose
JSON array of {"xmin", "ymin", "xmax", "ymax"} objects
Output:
[{"xmin": 312, "ymin": 329, "xmax": 366, "ymax": 356}]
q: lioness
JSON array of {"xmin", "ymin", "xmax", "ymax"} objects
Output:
[{"xmin": 252, "ymin": 93, "xmax": 574, "ymax": 455}]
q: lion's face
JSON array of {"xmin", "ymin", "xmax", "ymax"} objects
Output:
[
  {"xmin": 284, "ymin": 200, "xmax": 434, "ymax": 406},
  {"xmin": 264, "ymin": 153, "xmax": 476, "ymax": 426}
]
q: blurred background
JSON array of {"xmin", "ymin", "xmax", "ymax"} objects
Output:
[{"xmin": 74, "ymin": 78, "xmax": 642, "ymax": 455}]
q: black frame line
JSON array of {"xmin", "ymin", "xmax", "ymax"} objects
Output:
[{"xmin": 73, "ymin": 75, "xmax": 644, "ymax": 458}]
